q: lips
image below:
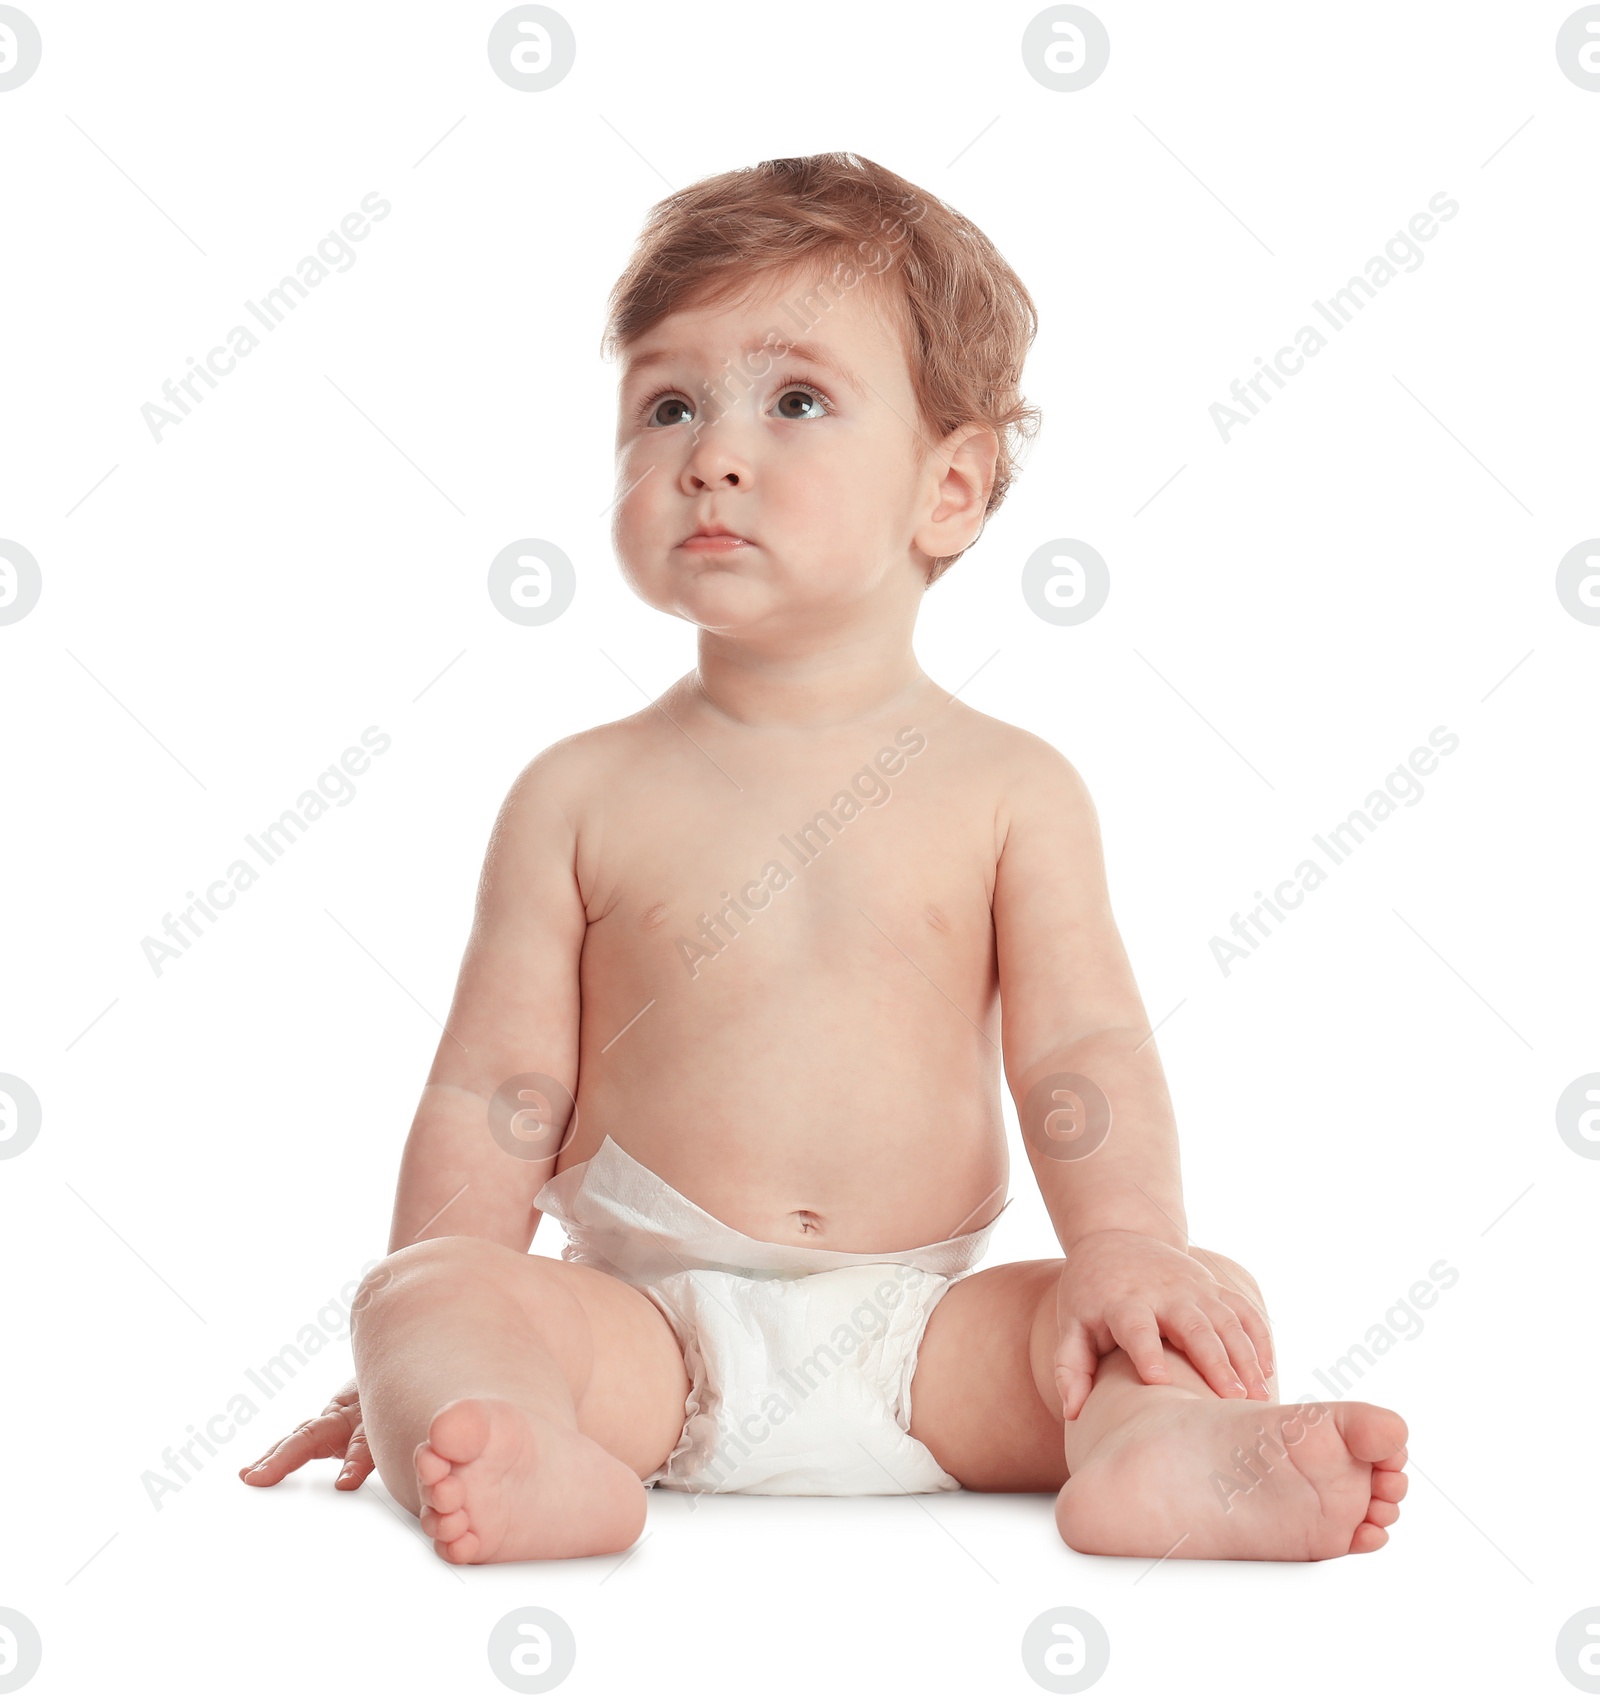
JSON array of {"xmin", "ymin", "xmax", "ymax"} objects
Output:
[{"xmin": 678, "ymin": 525, "xmax": 754, "ymax": 551}]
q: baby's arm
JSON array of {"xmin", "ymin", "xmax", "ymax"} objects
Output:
[
  {"xmin": 993, "ymin": 738, "xmax": 1271, "ymax": 1417},
  {"xmin": 993, "ymin": 738, "xmax": 1185, "ymax": 1246},
  {"xmin": 387, "ymin": 746, "xmax": 587, "ymax": 1255},
  {"xmin": 241, "ymin": 747, "xmax": 586, "ymax": 1490}
]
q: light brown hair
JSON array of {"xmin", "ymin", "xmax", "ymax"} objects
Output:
[{"xmin": 602, "ymin": 151, "xmax": 1041, "ymax": 584}]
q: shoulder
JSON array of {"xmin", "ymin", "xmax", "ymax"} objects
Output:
[
  {"xmin": 935, "ymin": 700, "xmax": 1095, "ymax": 844},
  {"xmin": 498, "ymin": 689, "xmax": 674, "ymax": 816}
]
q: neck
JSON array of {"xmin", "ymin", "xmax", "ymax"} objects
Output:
[{"xmin": 691, "ymin": 629, "xmax": 929, "ymax": 730}]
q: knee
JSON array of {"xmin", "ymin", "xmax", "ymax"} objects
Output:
[{"xmin": 350, "ymin": 1235, "xmax": 504, "ymax": 1328}]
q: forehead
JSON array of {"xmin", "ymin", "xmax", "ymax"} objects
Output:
[{"xmin": 618, "ymin": 264, "xmax": 910, "ymax": 390}]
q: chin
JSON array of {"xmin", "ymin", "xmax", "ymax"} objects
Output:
[
  {"xmin": 673, "ymin": 588, "xmax": 771, "ymax": 631},
  {"xmin": 621, "ymin": 556, "xmax": 794, "ymax": 631}
]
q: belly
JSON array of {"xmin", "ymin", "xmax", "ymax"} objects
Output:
[{"xmin": 566, "ymin": 895, "xmax": 1009, "ymax": 1252}]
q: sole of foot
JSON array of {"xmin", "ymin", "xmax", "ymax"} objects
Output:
[
  {"xmin": 414, "ymin": 1397, "xmax": 647, "ymax": 1565},
  {"xmin": 1055, "ymin": 1396, "xmax": 1408, "ymax": 1562}
]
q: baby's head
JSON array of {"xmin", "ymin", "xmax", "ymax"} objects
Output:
[{"xmin": 603, "ymin": 152, "xmax": 1039, "ymax": 637}]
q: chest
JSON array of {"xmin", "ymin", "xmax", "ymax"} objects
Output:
[{"xmin": 584, "ymin": 737, "xmax": 997, "ymax": 964}]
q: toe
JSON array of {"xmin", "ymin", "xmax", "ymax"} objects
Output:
[
  {"xmin": 425, "ymin": 1471, "xmax": 467, "ymax": 1516},
  {"xmin": 440, "ymin": 1529, "xmax": 481, "ymax": 1565},
  {"xmin": 414, "ymin": 1443, "xmax": 451, "ymax": 1488},
  {"xmin": 1364, "ymin": 1497, "xmax": 1400, "ymax": 1528},
  {"xmin": 1348, "ymin": 1521, "xmax": 1388, "ymax": 1554},
  {"xmin": 428, "ymin": 1398, "xmax": 492, "ymax": 1467},
  {"xmin": 1371, "ymin": 1468, "xmax": 1408, "ymax": 1503},
  {"xmin": 1342, "ymin": 1402, "xmax": 1408, "ymax": 1463},
  {"xmin": 421, "ymin": 1506, "xmax": 470, "ymax": 1542}
]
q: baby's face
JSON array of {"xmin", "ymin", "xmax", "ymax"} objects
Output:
[{"xmin": 612, "ymin": 264, "xmax": 941, "ymax": 635}]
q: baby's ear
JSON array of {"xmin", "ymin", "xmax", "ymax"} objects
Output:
[{"xmin": 915, "ymin": 424, "xmax": 999, "ymax": 565}]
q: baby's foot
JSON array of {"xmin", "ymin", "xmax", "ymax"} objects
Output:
[
  {"xmin": 1055, "ymin": 1395, "xmax": 1408, "ymax": 1562},
  {"xmin": 414, "ymin": 1398, "xmax": 647, "ymax": 1564}
]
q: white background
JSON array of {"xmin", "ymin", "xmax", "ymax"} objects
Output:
[{"xmin": 2, "ymin": 1, "xmax": 1596, "ymax": 1696}]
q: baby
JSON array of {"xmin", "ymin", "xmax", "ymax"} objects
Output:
[{"xmin": 240, "ymin": 151, "xmax": 1407, "ymax": 1565}]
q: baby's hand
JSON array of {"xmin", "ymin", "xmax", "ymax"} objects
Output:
[
  {"xmin": 1052, "ymin": 1229, "xmax": 1274, "ymax": 1422},
  {"xmin": 238, "ymin": 1376, "xmax": 374, "ymax": 1490}
]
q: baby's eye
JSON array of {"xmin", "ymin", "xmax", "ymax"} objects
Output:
[
  {"xmin": 636, "ymin": 377, "xmax": 832, "ymax": 429},
  {"xmin": 644, "ymin": 393, "xmax": 694, "ymax": 428},
  {"xmin": 772, "ymin": 384, "xmax": 829, "ymax": 421}
]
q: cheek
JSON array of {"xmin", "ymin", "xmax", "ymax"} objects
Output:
[
  {"xmin": 781, "ymin": 437, "xmax": 871, "ymax": 516},
  {"xmin": 611, "ymin": 500, "xmax": 659, "ymax": 585},
  {"xmin": 614, "ymin": 453, "xmax": 673, "ymax": 541},
  {"xmin": 793, "ymin": 448, "xmax": 903, "ymax": 543}
]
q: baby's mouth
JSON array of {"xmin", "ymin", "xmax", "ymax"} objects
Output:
[{"xmin": 678, "ymin": 533, "xmax": 755, "ymax": 554}]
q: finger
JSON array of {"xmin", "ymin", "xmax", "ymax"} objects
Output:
[
  {"xmin": 1371, "ymin": 1468, "xmax": 1408, "ymax": 1503},
  {"xmin": 240, "ymin": 1425, "xmax": 326, "ymax": 1485},
  {"xmin": 1221, "ymin": 1289, "xmax": 1275, "ymax": 1379},
  {"xmin": 1106, "ymin": 1305, "xmax": 1169, "ymax": 1386},
  {"xmin": 336, "ymin": 1425, "xmax": 375, "ymax": 1490},
  {"xmin": 239, "ymin": 1418, "xmax": 345, "ymax": 1485},
  {"xmin": 1170, "ymin": 1308, "xmax": 1248, "ymax": 1398},
  {"xmin": 1053, "ymin": 1320, "xmax": 1099, "ymax": 1423},
  {"xmin": 1204, "ymin": 1301, "xmax": 1271, "ymax": 1398}
]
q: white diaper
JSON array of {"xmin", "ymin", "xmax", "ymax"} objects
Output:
[{"xmin": 531, "ymin": 1137, "xmax": 1007, "ymax": 1496}]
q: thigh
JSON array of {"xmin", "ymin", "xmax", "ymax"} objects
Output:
[
  {"xmin": 908, "ymin": 1258, "xmax": 1068, "ymax": 1492},
  {"xmin": 535, "ymin": 1253, "xmax": 692, "ymax": 1476},
  {"xmin": 362, "ymin": 1237, "xmax": 690, "ymax": 1478}
]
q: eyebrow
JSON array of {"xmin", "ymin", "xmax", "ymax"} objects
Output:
[{"xmin": 621, "ymin": 338, "xmax": 868, "ymax": 397}]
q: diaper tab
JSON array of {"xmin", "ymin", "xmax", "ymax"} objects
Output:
[{"xmin": 532, "ymin": 1136, "xmax": 1007, "ymax": 1287}]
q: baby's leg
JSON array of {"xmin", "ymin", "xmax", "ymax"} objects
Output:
[
  {"xmin": 911, "ymin": 1248, "xmax": 1408, "ymax": 1561},
  {"xmin": 1051, "ymin": 1246, "xmax": 1407, "ymax": 1560},
  {"xmin": 351, "ymin": 1237, "xmax": 689, "ymax": 1565}
]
